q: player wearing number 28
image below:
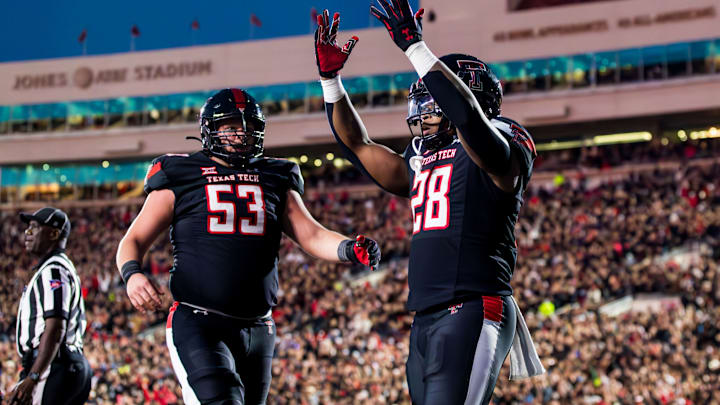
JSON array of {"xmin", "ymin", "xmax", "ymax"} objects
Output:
[
  {"xmin": 116, "ymin": 88, "xmax": 380, "ymax": 405},
  {"xmin": 315, "ymin": 1, "xmax": 544, "ymax": 403}
]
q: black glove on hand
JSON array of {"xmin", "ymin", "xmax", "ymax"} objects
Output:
[
  {"xmin": 370, "ymin": 0, "xmax": 424, "ymax": 52},
  {"xmin": 315, "ymin": 9, "xmax": 359, "ymax": 78},
  {"xmin": 339, "ymin": 235, "xmax": 381, "ymax": 270}
]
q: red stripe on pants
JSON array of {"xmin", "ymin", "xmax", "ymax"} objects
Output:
[
  {"xmin": 166, "ymin": 301, "xmax": 179, "ymax": 329},
  {"xmin": 482, "ymin": 296, "xmax": 503, "ymax": 322}
]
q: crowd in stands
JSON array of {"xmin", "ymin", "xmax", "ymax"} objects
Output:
[
  {"xmin": 1, "ymin": 149, "xmax": 719, "ymax": 404},
  {"xmin": 534, "ymin": 138, "xmax": 720, "ymax": 172}
]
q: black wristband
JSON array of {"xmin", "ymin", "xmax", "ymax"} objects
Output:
[
  {"xmin": 337, "ymin": 239, "xmax": 355, "ymax": 263},
  {"xmin": 121, "ymin": 260, "xmax": 144, "ymax": 285}
]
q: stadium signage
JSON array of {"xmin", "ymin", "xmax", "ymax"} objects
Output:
[
  {"xmin": 494, "ymin": 5, "xmax": 715, "ymax": 42},
  {"xmin": 12, "ymin": 60, "xmax": 213, "ymax": 91}
]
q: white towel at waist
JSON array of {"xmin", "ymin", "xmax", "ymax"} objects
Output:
[{"xmin": 509, "ymin": 296, "xmax": 546, "ymax": 380}]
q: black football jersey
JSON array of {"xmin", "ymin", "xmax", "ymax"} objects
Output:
[
  {"xmin": 144, "ymin": 151, "xmax": 304, "ymax": 318},
  {"xmin": 403, "ymin": 117, "xmax": 536, "ymax": 312}
]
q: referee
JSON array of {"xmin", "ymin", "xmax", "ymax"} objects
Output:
[{"xmin": 7, "ymin": 208, "xmax": 90, "ymax": 405}]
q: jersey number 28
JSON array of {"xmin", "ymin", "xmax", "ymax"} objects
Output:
[
  {"xmin": 205, "ymin": 184, "xmax": 265, "ymax": 235},
  {"xmin": 410, "ymin": 164, "xmax": 453, "ymax": 234}
]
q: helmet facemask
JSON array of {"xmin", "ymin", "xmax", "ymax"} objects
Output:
[
  {"xmin": 406, "ymin": 81, "xmax": 455, "ymax": 151},
  {"xmin": 198, "ymin": 89, "xmax": 266, "ymax": 167}
]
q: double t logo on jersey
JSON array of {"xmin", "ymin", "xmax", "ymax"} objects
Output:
[{"xmin": 510, "ymin": 124, "xmax": 537, "ymax": 158}]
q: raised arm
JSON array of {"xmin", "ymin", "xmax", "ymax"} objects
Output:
[
  {"xmin": 315, "ymin": 10, "xmax": 409, "ymax": 197},
  {"xmin": 421, "ymin": 65, "xmax": 510, "ymax": 175},
  {"xmin": 371, "ymin": 0, "xmax": 526, "ymax": 192}
]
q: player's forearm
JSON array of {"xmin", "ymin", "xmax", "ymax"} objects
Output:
[
  {"xmin": 30, "ymin": 318, "xmax": 66, "ymax": 376},
  {"xmin": 323, "ymin": 80, "xmax": 409, "ymax": 196},
  {"xmin": 406, "ymin": 42, "xmax": 511, "ymax": 175},
  {"xmin": 116, "ymin": 234, "xmax": 146, "ymax": 272},
  {"xmin": 301, "ymin": 227, "xmax": 349, "ymax": 262},
  {"xmin": 322, "ymin": 77, "xmax": 373, "ymax": 155}
]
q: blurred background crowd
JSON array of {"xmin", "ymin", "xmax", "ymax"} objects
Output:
[
  {"xmin": 1, "ymin": 139, "xmax": 719, "ymax": 404},
  {"xmin": 3, "ymin": 0, "xmax": 720, "ymax": 403}
]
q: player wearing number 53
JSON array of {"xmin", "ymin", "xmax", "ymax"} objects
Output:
[
  {"xmin": 316, "ymin": 2, "xmax": 543, "ymax": 403},
  {"xmin": 115, "ymin": 88, "xmax": 380, "ymax": 405}
]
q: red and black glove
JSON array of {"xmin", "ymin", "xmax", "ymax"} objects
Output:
[
  {"xmin": 370, "ymin": 0, "xmax": 424, "ymax": 52},
  {"xmin": 315, "ymin": 9, "xmax": 359, "ymax": 78},
  {"xmin": 339, "ymin": 235, "xmax": 381, "ymax": 270}
]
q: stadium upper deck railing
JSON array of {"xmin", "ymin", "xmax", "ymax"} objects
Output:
[{"xmin": 0, "ymin": 37, "xmax": 718, "ymax": 135}]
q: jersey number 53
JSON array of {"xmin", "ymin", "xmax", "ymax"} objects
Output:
[{"xmin": 205, "ymin": 184, "xmax": 265, "ymax": 235}]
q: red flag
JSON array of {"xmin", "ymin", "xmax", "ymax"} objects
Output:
[
  {"xmin": 250, "ymin": 13, "xmax": 262, "ymax": 27},
  {"xmin": 191, "ymin": 19, "xmax": 199, "ymax": 30},
  {"xmin": 310, "ymin": 7, "xmax": 318, "ymax": 22},
  {"xmin": 131, "ymin": 24, "xmax": 140, "ymax": 37},
  {"xmin": 78, "ymin": 29, "xmax": 87, "ymax": 43}
]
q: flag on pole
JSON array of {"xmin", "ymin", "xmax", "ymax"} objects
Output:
[
  {"xmin": 191, "ymin": 18, "xmax": 199, "ymax": 45},
  {"xmin": 250, "ymin": 13, "xmax": 262, "ymax": 27},
  {"xmin": 130, "ymin": 24, "xmax": 140, "ymax": 51},
  {"xmin": 310, "ymin": 7, "xmax": 319, "ymax": 33},
  {"xmin": 78, "ymin": 28, "xmax": 87, "ymax": 55}
]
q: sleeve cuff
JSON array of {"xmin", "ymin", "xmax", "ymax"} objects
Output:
[
  {"xmin": 320, "ymin": 76, "xmax": 347, "ymax": 103},
  {"xmin": 405, "ymin": 41, "xmax": 440, "ymax": 78}
]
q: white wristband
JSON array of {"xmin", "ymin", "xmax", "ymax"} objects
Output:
[
  {"xmin": 320, "ymin": 76, "xmax": 347, "ymax": 103},
  {"xmin": 405, "ymin": 41, "xmax": 439, "ymax": 78}
]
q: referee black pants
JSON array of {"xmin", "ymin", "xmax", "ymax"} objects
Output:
[
  {"xmin": 166, "ymin": 302, "xmax": 276, "ymax": 405},
  {"xmin": 19, "ymin": 347, "xmax": 91, "ymax": 405},
  {"xmin": 406, "ymin": 296, "xmax": 517, "ymax": 405}
]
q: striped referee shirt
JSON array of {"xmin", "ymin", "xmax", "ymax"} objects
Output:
[{"xmin": 15, "ymin": 248, "xmax": 87, "ymax": 358}]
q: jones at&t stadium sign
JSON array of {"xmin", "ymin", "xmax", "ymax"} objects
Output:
[{"xmin": 12, "ymin": 60, "xmax": 212, "ymax": 91}]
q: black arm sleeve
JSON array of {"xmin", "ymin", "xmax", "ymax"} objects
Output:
[
  {"xmin": 325, "ymin": 102, "xmax": 397, "ymax": 192},
  {"xmin": 422, "ymin": 70, "xmax": 511, "ymax": 175}
]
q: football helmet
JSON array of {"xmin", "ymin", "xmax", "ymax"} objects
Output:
[
  {"xmin": 406, "ymin": 54, "xmax": 503, "ymax": 150},
  {"xmin": 440, "ymin": 53, "xmax": 502, "ymax": 119},
  {"xmin": 198, "ymin": 88, "xmax": 265, "ymax": 166}
]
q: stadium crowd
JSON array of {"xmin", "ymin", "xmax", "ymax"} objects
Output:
[{"xmin": 1, "ymin": 149, "xmax": 719, "ymax": 404}]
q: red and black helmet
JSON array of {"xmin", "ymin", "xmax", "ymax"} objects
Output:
[
  {"xmin": 407, "ymin": 54, "xmax": 503, "ymax": 151},
  {"xmin": 199, "ymin": 88, "xmax": 265, "ymax": 166},
  {"xmin": 440, "ymin": 53, "xmax": 502, "ymax": 119}
]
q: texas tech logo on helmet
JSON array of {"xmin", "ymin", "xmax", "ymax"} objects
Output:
[
  {"xmin": 456, "ymin": 60, "xmax": 487, "ymax": 91},
  {"xmin": 439, "ymin": 53, "xmax": 503, "ymax": 119}
]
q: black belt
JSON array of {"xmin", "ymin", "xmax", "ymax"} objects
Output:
[{"xmin": 20, "ymin": 345, "xmax": 81, "ymax": 371}]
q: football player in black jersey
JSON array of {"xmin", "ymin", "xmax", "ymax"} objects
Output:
[
  {"xmin": 315, "ymin": 3, "xmax": 542, "ymax": 404},
  {"xmin": 115, "ymin": 88, "xmax": 381, "ymax": 405}
]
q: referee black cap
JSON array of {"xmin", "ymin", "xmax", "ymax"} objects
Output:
[{"xmin": 20, "ymin": 207, "xmax": 71, "ymax": 239}]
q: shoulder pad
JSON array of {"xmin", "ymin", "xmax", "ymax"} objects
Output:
[
  {"xmin": 143, "ymin": 153, "xmax": 189, "ymax": 194},
  {"xmin": 492, "ymin": 117, "xmax": 536, "ymax": 180},
  {"xmin": 257, "ymin": 158, "xmax": 305, "ymax": 195}
]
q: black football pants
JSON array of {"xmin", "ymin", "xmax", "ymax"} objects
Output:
[
  {"xmin": 19, "ymin": 347, "xmax": 91, "ymax": 405},
  {"xmin": 406, "ymin": 296, "xmax": 516, "ymax": 405},
  {"xmin": 166, "ymin": 302, "xmax": 276, "ymax": 405}
]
